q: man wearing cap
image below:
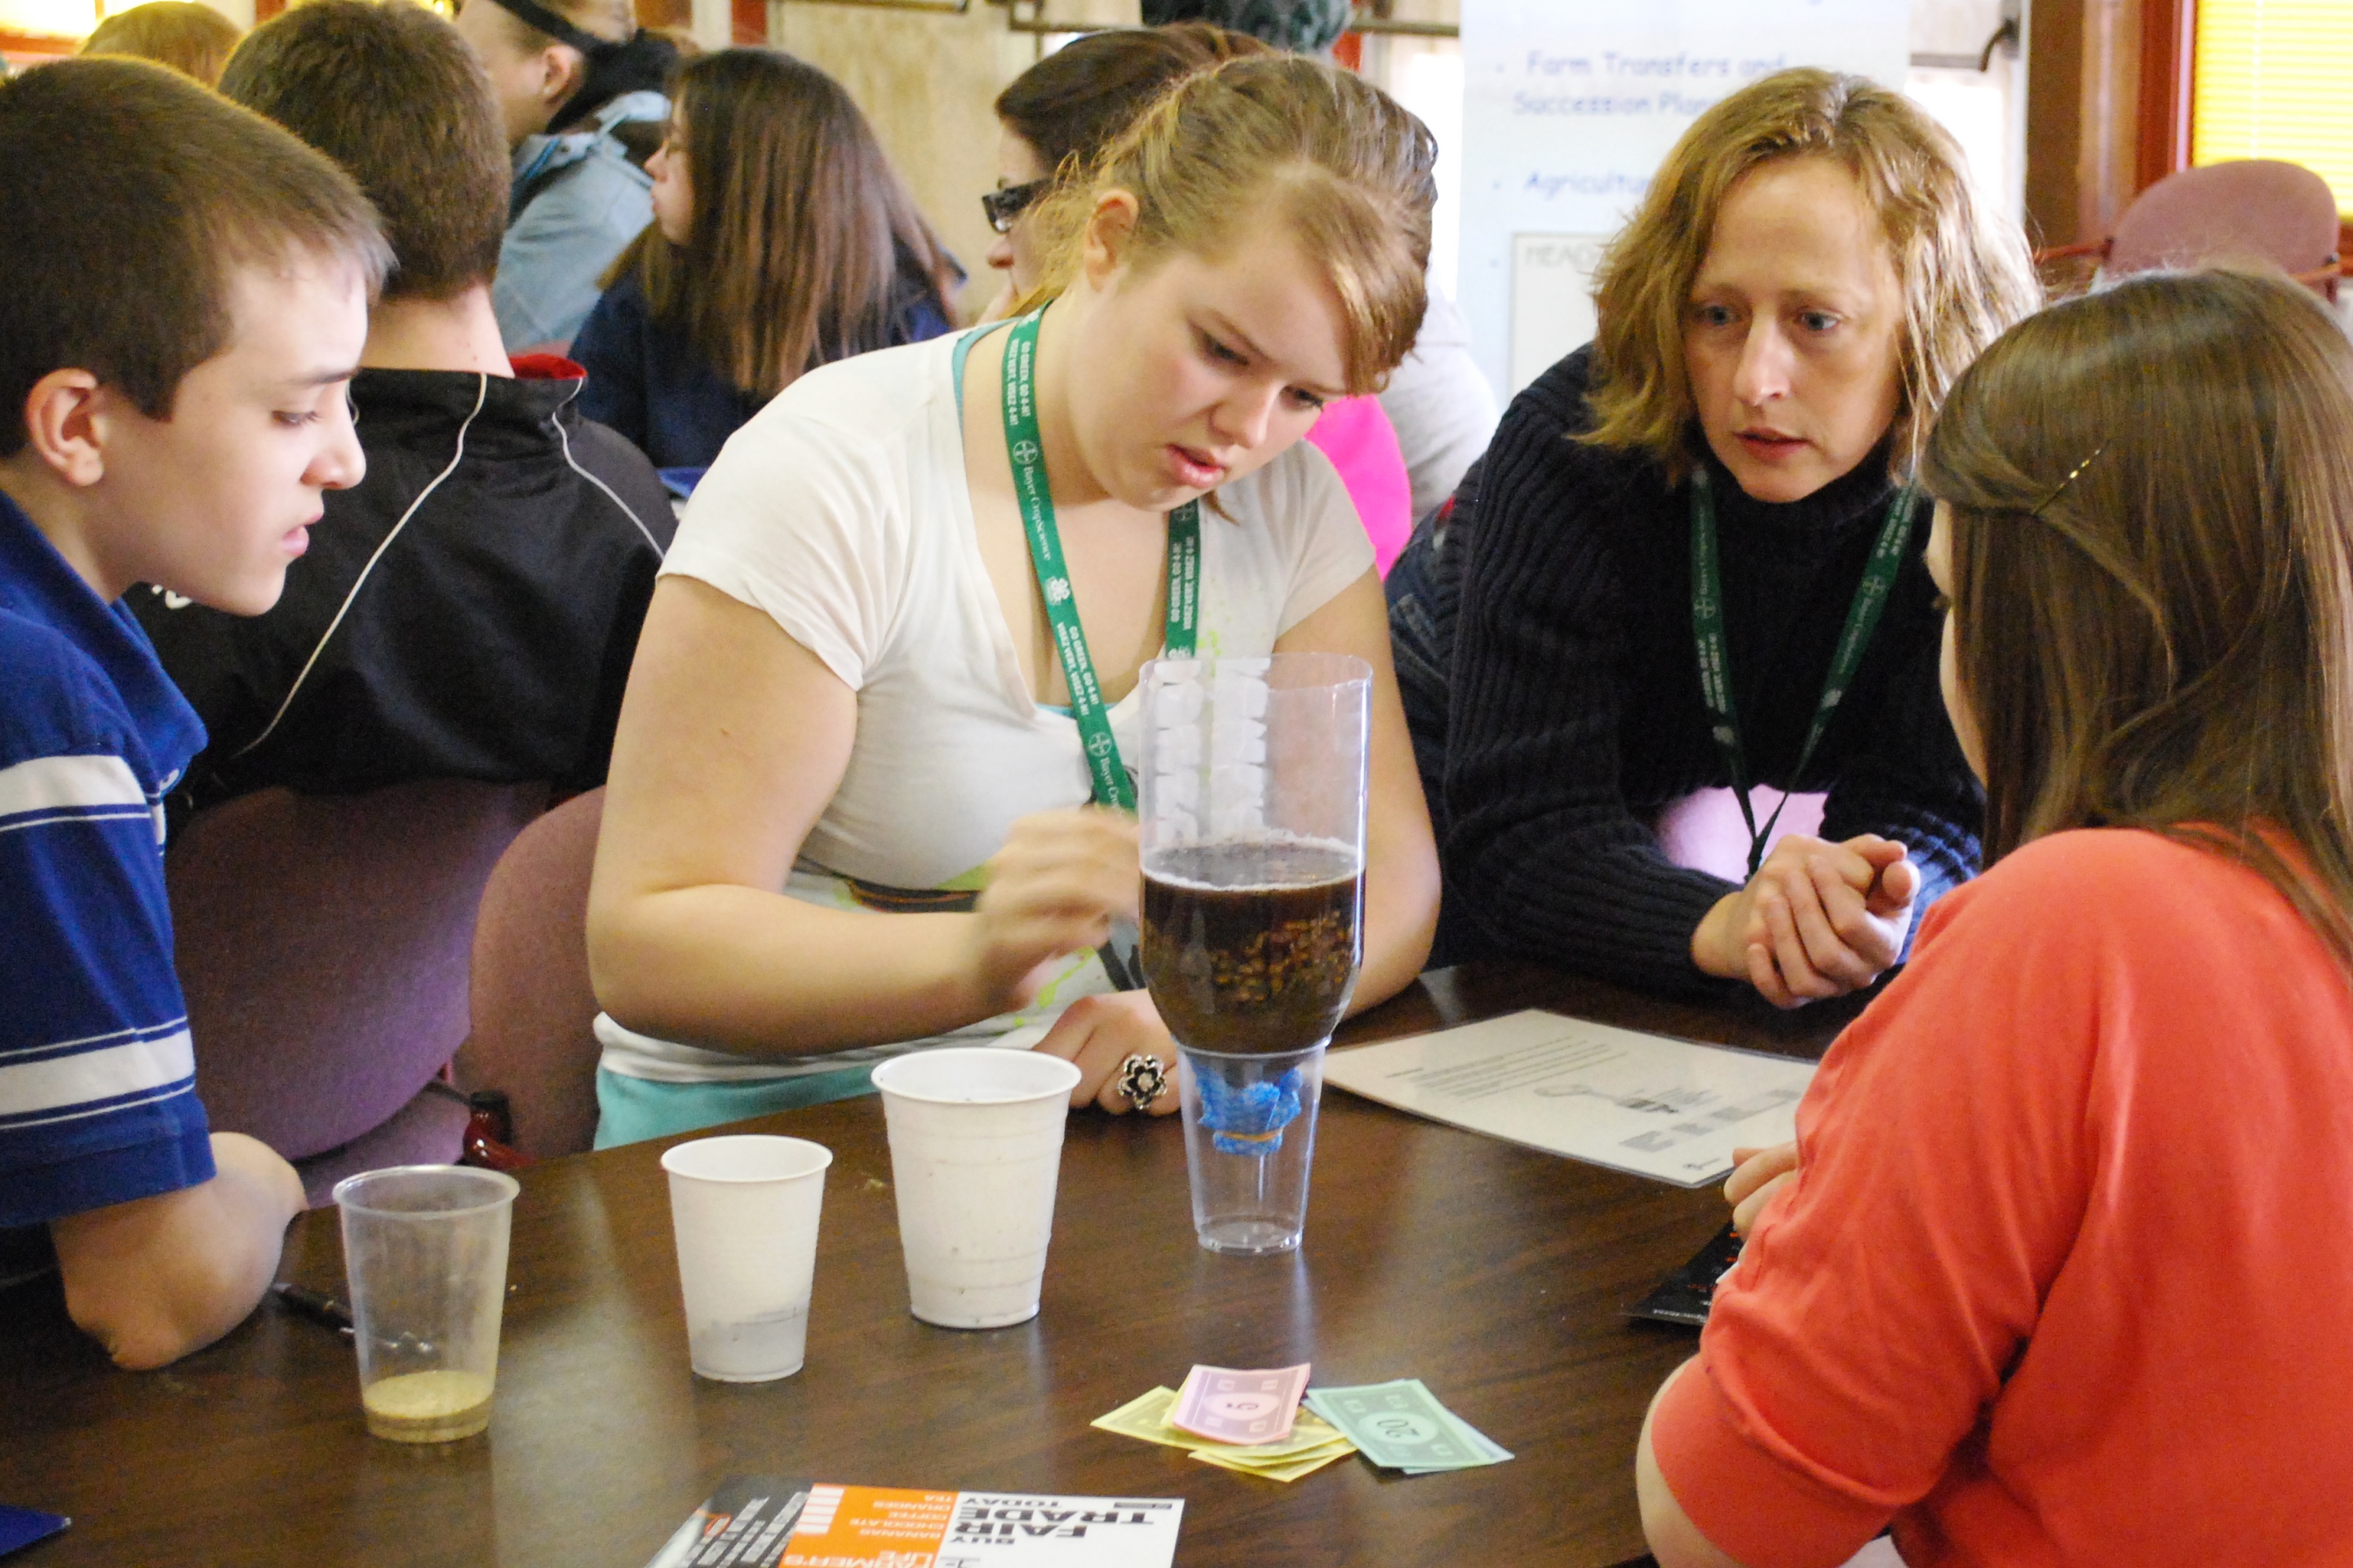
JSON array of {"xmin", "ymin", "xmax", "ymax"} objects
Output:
[{"xmin": 454, "ymin": 0, "xmax": 677, "ymax": 355}]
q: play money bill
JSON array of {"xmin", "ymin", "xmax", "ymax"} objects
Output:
[
  {"xmin": 1168, "ymin": 1362, "xmax": 1312, "ymax": 1446},
  {"xmin": 1305, "ymin": 1380, "xmax": 1513, "ymax": 1472},
  {"xmin": 1092, "ymin": 1387, "xmax": 1195, "ymax": 1451},
  {"xmin": 1189, "ymin": 1441, "xmax": 1354, "ymax": 1483}
]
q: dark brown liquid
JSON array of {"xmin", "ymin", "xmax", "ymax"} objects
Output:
[{"xmin": 1140, "ymin": 839, "xmax": 1363, "ymax": 1055}]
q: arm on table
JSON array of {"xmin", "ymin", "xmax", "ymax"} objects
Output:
[
  {"xmin": 1639, "ymin": 1360, "xmax": 1753, "ymax": 1568},
  {"xmin": 50, "ymin": 1132, "xmax": 304, "ymax": 1371},
  {"xmin": 587, "ymin": 575, "xmax": 1136, "ymax": 1058},
  {"xmin": 1440, "ymin": 371, "xmax": 1739, "ymax": 997}
]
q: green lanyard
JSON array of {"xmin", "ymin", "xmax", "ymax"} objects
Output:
[
  {"xmin": 1001, "ymin": 311, "xmax": 1199, "ymax": 811},
  {"xmin": 1690, "ymin": 467, "xmax": 1920, "ymax": 877}
]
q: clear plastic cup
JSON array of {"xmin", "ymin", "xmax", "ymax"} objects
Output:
[
  {"xmin": 660, "ymin": 1135, "xmax": 833, "ymax": 1382},
  {"xmin": 334, "ymin": 1165, "xmax": 520, "ymax": 1443},
  {"xmin": 1176, "ymin": 1043, "xmax": 1327, "ymax": 1256},
  {"xmin": 868, "ymin": 1048, "xmax": 1082, "ymax": 1329},
  {"xmin": 1138, "ymin": 653, "xmax": 1367, "ymax": 1256}
]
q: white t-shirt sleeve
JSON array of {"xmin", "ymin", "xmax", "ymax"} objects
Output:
[
  {"xmin": 1270, "ymin": 439, "xmax": 1378, "ymax": 636},
  {"xmin": 658, "ymin": 396, "xmax": 903, "ymax": 692}
]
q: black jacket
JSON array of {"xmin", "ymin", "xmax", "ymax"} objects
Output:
[
  {"xmin": 137, "ymin": 361, "xmax": 675, "ymax": 825},
  {"xmin": 1389, "ymin": 346, "xmax": 1981, "ymax": 998}
]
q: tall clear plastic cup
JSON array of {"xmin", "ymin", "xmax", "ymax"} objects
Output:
[
  {"xmin": 334, "ymin": 1165, "xmax": 520, "ymax": 1443},
  {"xmin": 869, "ymin": 1048, "xmax": 1082, "ymax": 1328},
  {"xmin": 1137, "ymin": 653, "xmax": 1370, "ymax": 1255},
  {"xmin": 661, "ymin": 1135, "xmax": 832, "ymax": 1381}
]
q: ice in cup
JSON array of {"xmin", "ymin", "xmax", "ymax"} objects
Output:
[
  {"xmin": 868, "ymin": 1048, "xmax": 1082, "ymax": 1329},
  {"xmin": 334, "ymin": 1165, "xmax": 521, "ymax": 1443},
  {"xmin": 660, "ymin": 1134, "xmax": 832, "ymax": 1382}
]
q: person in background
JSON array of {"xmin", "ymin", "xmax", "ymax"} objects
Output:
[
  {"xmin": 1404, "ymin": 69, "xmax": 2037, "ymax": 1003},
  {"xmin": 987, "ymin": 24, "xmax": 1413, "ymax": 572},
  {"xmin": 0, "ymin": 59, "xmax": 382, "ymax": 1367},
  {"xmin": 136, "ymin": 0, "xmax": 673, "ymax": 822},
  {"xmin": 584, "ymin": 56, "xmax": 1440, "ymax": 1145},
  {"xmin": 1141, "ymin": 0, "xmax": 1497, "ymax": 516},
  {"xmin": 1640, "ymin": 268, "xmax": 2353, "ymax": 1568},
  {"xmin": 452, "ymin": 0, "xmax": 676, "ymax": 354},
  {"xmin": 570, "ymin": 48, "xmax": 959, "ymax": 480},
  {"xmin": 78, "ymin": 0, "xmax": 241, "ymax": 86}
]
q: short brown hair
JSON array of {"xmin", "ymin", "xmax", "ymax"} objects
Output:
[
  {"xmin": 0, "ymin": 58, "xmax": 388, "ymax": 460},
  {"xmin": 79, "ymin": 1, "xmax": 243, "ymax": 86},
  {"xmin": 995, "ymin": 23, "xmax": 1271, "ymax": 179},
  {"xmin": 220, "ymin": 0, "xmax": 507, "ymax": 303},
  {"xmin": 616, "ymin": 48, "xmax": 955, "ymax": 401},
  {"xmin": 1022, "ymin": 54, "xmax": 1435, "ymax": 396},
  {"xmin": 1584, "ymin": 68, "xmax": 2040, "ymax": 480},
  {"xmin": 1923, "ymin": 267, "xmax": 2353, "ymax": 965}
]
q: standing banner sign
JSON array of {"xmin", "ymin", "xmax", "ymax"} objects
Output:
[{"xmin": 1456, "ymin": 0, "xmax": 1910, "ymax": 401}]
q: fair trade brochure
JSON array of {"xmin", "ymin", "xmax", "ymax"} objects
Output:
[
  {"xmin": 645, "ymin": 1477, "xmax": 1181, "ymax": 1568},
  {"xmin": 1323, "ymin": 1010, "xmax": 1816, "ymax": 1187}
]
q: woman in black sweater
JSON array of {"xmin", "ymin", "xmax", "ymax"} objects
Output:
[{"xmin": 1394, "ymin": 69, "xmax": 2038, "ymax": 1005}]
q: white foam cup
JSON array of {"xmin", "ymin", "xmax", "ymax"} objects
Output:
[
  {"xmin": 868, "ymin": 1048, "xmax": 1082, "ymax": 1329},
  {"xmin": 660, "ymin": 1135, "xmax": 833, "ymax": 1381}
]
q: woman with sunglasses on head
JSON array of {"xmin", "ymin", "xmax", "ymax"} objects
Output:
[
  {"xmin": 570, "ymin": 48, "xmax": 958, "ymax": 477},
  {"xmin": 1394, "ymin": 69, "xmax": 2037, "ymax": 1005},
  {"xmin": 583, "ymin": 55, "xmax": 1440, "ymax": 1146},
  {"xmin": 982, "ymin": 23, "xmax": 1416, "ymax": 574},
  {"xmin": 1638, "ymin": 265, "xmax": 2353, "ymax": 1567}
]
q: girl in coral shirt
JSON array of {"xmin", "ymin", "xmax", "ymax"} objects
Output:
[{"xmin": 1639, "ymin": 267, "xmax": 2353, "ymax": 1567}]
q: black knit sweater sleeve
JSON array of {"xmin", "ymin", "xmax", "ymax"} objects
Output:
[{"xmin": 1442, "ymin": 354, "xmax": 1742, "ymax": 994}]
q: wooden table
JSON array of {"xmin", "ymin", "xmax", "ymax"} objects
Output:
[{"xmin": 0, "ymin": 964, "xmax": 1855, "ymax": 1568}]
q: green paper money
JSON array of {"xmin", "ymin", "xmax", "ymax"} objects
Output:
[{"xmin": 1303, "ymin": 1380, "xmax": 1512, "ymax": 1473}]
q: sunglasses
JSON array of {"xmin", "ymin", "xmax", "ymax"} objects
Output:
[{"xmin": 981, "ymin": 177, "xmax": 1053, "ymax": 235}]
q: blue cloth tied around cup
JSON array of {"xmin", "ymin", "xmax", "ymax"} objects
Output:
[{"xmin": 1197, "ymin": 1062, "xmax": 1305, "ymax": 1155}]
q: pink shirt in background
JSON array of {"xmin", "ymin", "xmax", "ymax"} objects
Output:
[{"xmin": 1305, "ymin": 396, "xmax": 1413, "ymax": 576}]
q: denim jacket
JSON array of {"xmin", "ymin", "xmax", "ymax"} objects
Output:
[{"xmin": 494, "ymin": 89, "xmax": 668, "ymax": 354}]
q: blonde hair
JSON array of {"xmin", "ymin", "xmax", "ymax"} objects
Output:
[
  {"xmin": 1584, "ymin": 67, "xmax": 2039, "ymax": 480},
  {"xmin": 1018, "ymin": 53, "xmax": 1434, "ymax": 396},
  {"xmin": 1924, "ymin": 267, "xmax": 2353, "ymax": 968},
  {"xmin": 80, "ymin": 1, "xmax": 242, "ymax": 86}
]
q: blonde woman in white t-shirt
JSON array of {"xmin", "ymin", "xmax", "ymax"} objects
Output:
[{"xmin": 584, "ymin": 55, "xmax": 1442, "ymax": 1145}]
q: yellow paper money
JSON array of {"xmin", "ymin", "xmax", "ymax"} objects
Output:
[
  {"xmin": 1092, "ymin": 1387, "xmax": 1195, "ymax": 1451},
  {"xmin": 1199, "ymin": 1409, "xmax": 1351, "ymax": 1464},
  {"xmin": 1190, "ymin": 1442, "xmax": 1354, "ymax": 1482}
]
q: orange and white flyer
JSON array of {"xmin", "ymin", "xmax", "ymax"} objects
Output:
[{"xmin": 645, "ymin": 1477, "xmax": 1182, "ymax": 1568}]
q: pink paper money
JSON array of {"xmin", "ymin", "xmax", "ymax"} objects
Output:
[{"xmin": 1168, "ymin": 1362, "xmax": 1312, "ymax": 1446}]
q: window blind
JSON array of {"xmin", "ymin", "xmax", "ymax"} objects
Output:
[{"xmin": 2193, "ymin": 0, "xmax": 2353, "ymax": 214}]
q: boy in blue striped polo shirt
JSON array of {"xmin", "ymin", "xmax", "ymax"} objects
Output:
[{"xmin": 0, "ymin": 60, "xmax": 388, "ymax": 1368}]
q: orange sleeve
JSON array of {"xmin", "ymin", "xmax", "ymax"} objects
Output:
[{"xmin": 1648, "ymin": 833, "xmax": 2128, "ymax": 1567}]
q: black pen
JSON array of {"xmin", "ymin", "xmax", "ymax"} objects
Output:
[{"xmin": 269, "ymin": 1281, "xmax": 355, "ymax": 1337}]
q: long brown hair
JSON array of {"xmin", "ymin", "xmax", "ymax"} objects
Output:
[
  {"xmin": 614, "ymin": 49, "xmax": 956, "ymax": 401},
  {"xmin": 1921, "ymin": 268, "xmax": 2353, "ymax": 963},
  {"xmin": 1019, "ymin": 53, "xmax": 1434, "ymax": 396},
  {"xmin": 1584, "ymin": 67, "xmax": 2038, "ymax": 481}
]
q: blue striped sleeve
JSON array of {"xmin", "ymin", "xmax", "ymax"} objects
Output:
[{"xmin": 0, "ymin": 745, "xmax": 214, "ymax": 1227}]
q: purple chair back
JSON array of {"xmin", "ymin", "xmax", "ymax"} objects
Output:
[
  {"xmin": 455, "ymin": 787, "xmax": 607, "ymax": 1158},
  {"xmin": 167, "ymin": 780, "xmax": 547, "ymax": 1164},
  {"xmin": 2108, "ymin": 160, "xmax": 2340, "ymax": 296}
]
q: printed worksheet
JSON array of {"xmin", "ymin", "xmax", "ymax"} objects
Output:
[{"xmin": 1323, "ymin": 1011, "xmax": 1816, "ymax": 1186}]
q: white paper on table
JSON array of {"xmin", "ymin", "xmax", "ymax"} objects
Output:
[{"xmin": 1323, "ymin": 1010, "xmax": 1815, "ymax": 1187}]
